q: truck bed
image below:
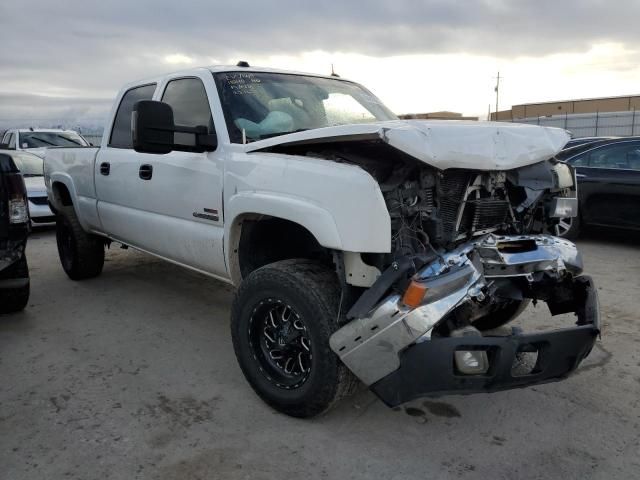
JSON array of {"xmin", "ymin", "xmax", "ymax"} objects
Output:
[
  {"xmin": 44, "ymin": 147, "xmax": 100, "ymax": 230},
  {"xmin": 45, "ymin": 147, "xmax": 99, "ymax": 199}
]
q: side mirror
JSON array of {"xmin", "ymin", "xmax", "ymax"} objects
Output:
[
  {"xmin": 132, "ymin": 100, "xmax": 217, "ymax": 154},
  {"xmin": 132, "ymin": 100, "xmax": 175, "ymax": 154}
]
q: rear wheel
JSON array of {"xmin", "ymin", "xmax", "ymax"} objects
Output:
[
  {"xmin": 231, "ymin": 259, "xmax": 358, "ymax": 418},
  {"xmin": 56, "ymin": 206, "xmax": 105, "ymax": 280},
  {"xmin": 0, "ymin": 255, "xmax": 30, "ymax": 314}
]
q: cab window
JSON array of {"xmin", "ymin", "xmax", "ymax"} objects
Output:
[
  {"xmin": 161, "ymin": 78, "xmax": 214, "ymax": 146},
  {"xmin": 109, "ymin": 84, "xmax": 157, "ymax": 148}
]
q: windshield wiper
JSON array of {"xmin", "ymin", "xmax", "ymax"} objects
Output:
[
  {"xmin": 258, "ymin": 128, "xmax": 310, "ymax": 140},
  {"xmin": 55, "ymin": 134, "xmax": 82, "ymax": 146},
  {"xmin": 28, "ymin": 136, "xmax": 58, "ymax": 146}
]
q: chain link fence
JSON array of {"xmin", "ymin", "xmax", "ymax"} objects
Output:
[{"xmin": 504, "ymin": 111, "xmax": 640, "ymax": 138}]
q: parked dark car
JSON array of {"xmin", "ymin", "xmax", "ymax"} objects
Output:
[
  {"xmin": 0, "ymin": 152, "xmax": 30, "ymax": 313},
  {"xmin": 555, "ymin": 137, "xmax": 640, "ymax": 238},
  {"xmin": 563, "ymin": 136, "xmax": 618, "ymax": 149}
]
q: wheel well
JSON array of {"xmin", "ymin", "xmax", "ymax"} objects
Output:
[
  {"xmin": 52, "ymin": 182, "xmax": 73, "ymax": 207},
  {"xmin": 235, "ymin": 216, "xmax": 333, "ymax": 280}
]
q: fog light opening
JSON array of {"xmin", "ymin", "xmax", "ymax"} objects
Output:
[
  {"xmin": 454, "ymin": 349, "xmax": 489, "ymax": 375},
  {"xmin": 511, "ymin": 345, "xmax": 539, "ymax": 377}
]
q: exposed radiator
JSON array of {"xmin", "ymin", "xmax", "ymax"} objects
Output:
[
  {"xmin": 438, "ymin": 170, "xmax": 511, "ymax": 242},
  {"xmin": 469, "ymin": 198, "xmax": 511, "ymax": 232},
  {"xmin": 438, "ymin": 171, "xmax": 472, "ymax": 241}
]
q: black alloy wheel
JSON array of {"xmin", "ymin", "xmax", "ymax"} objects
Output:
[{"xmin": 248, "ymin": 300, "xmax": 312, "ymax": 389}]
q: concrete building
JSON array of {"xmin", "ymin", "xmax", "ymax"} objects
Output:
[
  {"xmin": 491, "ymin": 94, "xmax": 640, "ymax": 121},
  {"xmin": 399, "ymin": 111, "xmax": 479, "ymax": 121}
]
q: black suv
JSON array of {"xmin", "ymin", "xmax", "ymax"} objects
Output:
[{"xmin": 0, "ymin": 152, "xmax": 30, "ymax": 313}]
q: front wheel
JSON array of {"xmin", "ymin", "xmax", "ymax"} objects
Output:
[
  {"xmin": 473, "ymin": 299, "xmax": 531, "ymax": 331},
  {"xmin": 230, "ymin": 259, "xmax": 358, "ymax": 418}
]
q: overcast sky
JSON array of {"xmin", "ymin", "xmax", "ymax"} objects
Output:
[{"xmin": 2, "ymin": 0, "xmax": 640, "ymax": 130}]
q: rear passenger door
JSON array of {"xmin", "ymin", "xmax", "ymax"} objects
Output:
[
  {"xmin": 131, "ymin": 75, "xmax": 226, "ymax": 276},
  {"xmin": 573, "ymin": 141, "xmax": 640, "ymax": 228},
  {"xmin": 95, "ymin": 83, "xmax": 157, "ymax": 244}
]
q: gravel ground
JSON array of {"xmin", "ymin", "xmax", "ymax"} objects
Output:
[{"xmin": 1, "ymin": 228, "xmax": 639, "ymax": 479}]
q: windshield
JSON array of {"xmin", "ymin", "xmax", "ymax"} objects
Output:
[
  {"xmin": 10, "ymin": 151, "xmax": 44, "ymax": 176},
  {"xmin": 19, "ymin": 131, "xmax": 88, "ymax": 148},
  {"xmin": 214, "ymin": 72, "xmax": 397, "ymax": 143}
]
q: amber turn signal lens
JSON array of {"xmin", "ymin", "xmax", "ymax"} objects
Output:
[{"xmin": 402, "ymin": 280, "xmax": 428, "ymax": 308}]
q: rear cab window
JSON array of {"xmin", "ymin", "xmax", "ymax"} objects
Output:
[{"xmin": 109, "ymin": 84, "xmax": 157, "ymax": 148}]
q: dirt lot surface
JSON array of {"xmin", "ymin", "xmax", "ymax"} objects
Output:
[{"xmin": 1, "ymin": 229, "xmax": 639, "ymax": 479}]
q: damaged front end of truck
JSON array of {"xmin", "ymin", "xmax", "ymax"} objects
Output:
[
  {"xmin": 331, "ymin": 233, "xmax": 599, "ymax": 406},
  {"xmin": 250, "ymin": 120, "xmax": 600, "ymax": 406}
]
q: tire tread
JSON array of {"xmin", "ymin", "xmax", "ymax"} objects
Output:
[
  {"xmin": 231, "ymin": 259, "xmax": 358, "ymax": 417},
  {"xmin": 56, "ymin": 206, "xmax": 105, "ymax": 280}
]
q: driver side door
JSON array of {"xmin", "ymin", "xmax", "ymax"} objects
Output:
[{"xmin": 131, "ymin": 76, "xmax": 226, "ymax": 277}]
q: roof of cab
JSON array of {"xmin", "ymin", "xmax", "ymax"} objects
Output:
[
  {"xmin": 12, "ymin": 128, "xmax": 79, "ymax": 134},
  {"xmin": 119, "ymin": 65, "xmax": 353, "ymax": 91},
  {"xmin": 207, "ymin": 64, "xmax": 343, "ymax": 80}
]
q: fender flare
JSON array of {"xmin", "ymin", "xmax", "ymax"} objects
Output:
[
  {"xmin": 48, "ymin": 172, "xmax": 79, "ymax": 210},
  {"xmin": 224, "ymin": 191, "xmax": 343, "ymax": 284},
  {"xmin": 47, "ymin": 173, "xmax": 96, "ymax": 231},
  {"xmin": 225, "ymin": 191, "xmax": 343, "ymax": 248}
]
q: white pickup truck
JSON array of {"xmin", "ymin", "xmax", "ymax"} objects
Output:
[{"xmin": 44, "ymin": 64, "xmax": 600, "ymax": 417}]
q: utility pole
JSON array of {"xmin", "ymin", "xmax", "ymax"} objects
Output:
[{"xmin": 494, "ymin": 71, "xmax": 501, "ymax": 120}]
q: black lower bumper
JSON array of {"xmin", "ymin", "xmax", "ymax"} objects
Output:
[
  {"xmin": 0, "ymin": 236, "xmax": 28, "ymax": 275},
  {"xmin": 370, "ymin": 276, "xmax": 600, "ymax": 407}
]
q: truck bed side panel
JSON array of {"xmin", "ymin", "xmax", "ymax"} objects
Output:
[{"xmin": 44, "ymin": 147, "xmax": 102, "ymax": 231}]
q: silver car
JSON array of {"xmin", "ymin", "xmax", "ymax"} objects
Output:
[{"xmin": 0, "ymin": 150, "xmax": 55, "ymax": 227}]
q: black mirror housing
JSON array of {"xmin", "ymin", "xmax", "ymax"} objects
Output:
[
  {"xmin": 132, "ymin": 100, "xmax": 175, "ymax": 154},
  {"xmin": 132, "ymin": 100, "xmax": 218, "ymax": 154}
]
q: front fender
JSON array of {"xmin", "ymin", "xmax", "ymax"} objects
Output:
[
  {"xmin": 224, "ymin": 150, "xmax": 392, "ymax": 257},
  {"xmin": 225, "ymin": 191, "xmax": 343, "ymax": 252}
]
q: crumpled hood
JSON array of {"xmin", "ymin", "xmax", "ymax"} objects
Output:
[{"xmin": 245, "ymin": 120, "xmax": 570, "ymax": 171}]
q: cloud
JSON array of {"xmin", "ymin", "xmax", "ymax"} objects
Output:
[
  {"xmin": 0, "ymin": 93, "xmax": 111, "ymax": 132},
  {"xmin": 1, "ymin": 0, "xmax": 640, "ymax": 126},
  {"xmin": 164, "ymin": 54, "xmax": 195, "ymax": 65}
]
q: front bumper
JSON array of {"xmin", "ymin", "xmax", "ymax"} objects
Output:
[
  {"xmin": 28, "ymin": 199, "xmax": 56, "ymax": 226},
  {"xmin": 370, "ymin": 276, "xmax": 599, "ymax": 407},
  {"xmin": 330, "ymin": 234, "xmax": 600, "ymax": 406}
]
